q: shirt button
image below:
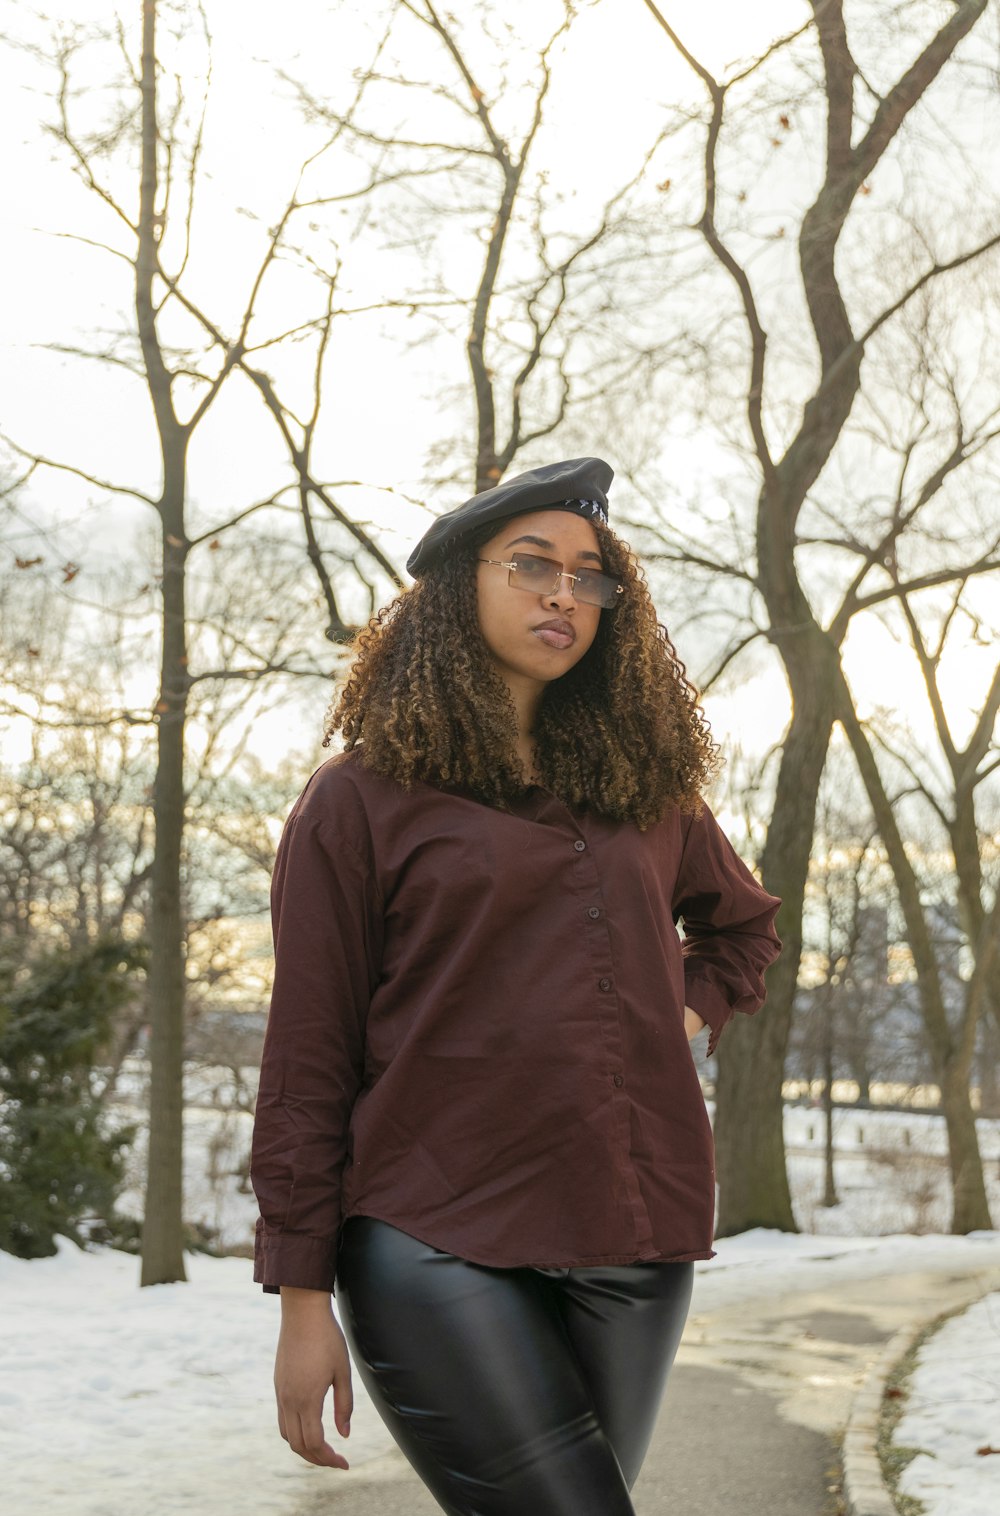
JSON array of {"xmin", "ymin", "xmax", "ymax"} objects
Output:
[
  {"xmin": 573, "ymin": 839, "xmax": 586, "ymax": 852},
  {"xmin": 599, "ymin": 977, "xmax": 612, "ymax": 991},
  {"xmin": 587, "ymin": 906, "xmax": 601, "ymax": 919},
  {"xmin": 612, "ymin": 1074, "xmax": 624, "ymax": 1088}
]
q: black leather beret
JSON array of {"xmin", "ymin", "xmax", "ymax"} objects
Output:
[{"xmin": 406, "ymin": 456, "xmax": 614, "ymax": 576}]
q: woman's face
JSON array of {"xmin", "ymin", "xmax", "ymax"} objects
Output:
[{"xmin": 474, "ymin": 509, "xmax": 604, "ymax": 692}]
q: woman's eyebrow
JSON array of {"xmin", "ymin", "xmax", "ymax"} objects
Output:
[{"xmin": 504, "ymin": 533, "xmax": 604, "ymax": 566}]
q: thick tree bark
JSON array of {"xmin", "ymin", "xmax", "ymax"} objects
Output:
[
  {"xmin": 715, "ymin": 626, "xmax": 840, "ymax": 1233},
  {"xmin": 940, "ymin": 1065, "xmax": 992, "ymax": 1232}
]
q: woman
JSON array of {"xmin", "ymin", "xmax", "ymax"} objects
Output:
[{"xmin": 251, "ymin": 457, "xmax": 781, "ymax": 1515}]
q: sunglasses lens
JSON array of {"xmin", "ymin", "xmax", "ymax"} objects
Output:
[
  {"xmin": 575, "ymin": 570, "xmax": 620, "ymax": 609},
  {"xmin": 509, "ymin": 553, "xmax": 558, "ymax": 591}
]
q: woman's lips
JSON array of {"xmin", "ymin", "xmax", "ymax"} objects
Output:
[{"xmin": 533, "ymin": 622, "xmax": 576, "ymax": 650}]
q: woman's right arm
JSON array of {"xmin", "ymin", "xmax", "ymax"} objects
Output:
[
  {"xmin": 251, "ymin": 803, "xmax": 379, "ymax": 1295},
  {"xmin": 274, "ymin": 1286, "xmax": 353, "ymax": 1469},
  {"xmin": 251, "ymin": 772, "xmax": 383, "ymax": 1463}
]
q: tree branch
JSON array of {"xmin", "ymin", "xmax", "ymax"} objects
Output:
[{"xmin": 1, "ymin": 438, "xmax": 157, "ymax": 507}]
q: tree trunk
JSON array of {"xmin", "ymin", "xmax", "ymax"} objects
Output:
[
  {"xmin": 714, "ymin": 625, "xmax": 839, "ymax": 1235},
  {"xmin": 137, "ymin": 0, "xmax": 190, "ymax": 1286},
  {"xmin": 978, "ymin": 1018, "xmax": 1000, "ymax": 1117},
  {"xmin": 941, "ymin": 1062, "xmax": 991, "ymax": 1233},
  {"xmin": 821, "ymin": 994, "xmax": 838, "ymax": 1209},
  {"xmin": 141, "ymin": 476, "xmax": 190, "ymax": 1285}
]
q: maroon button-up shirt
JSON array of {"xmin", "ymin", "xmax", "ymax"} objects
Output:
[{"xmin": 251, "ymin": 751, "xmax": 781, "ymax": 1294}]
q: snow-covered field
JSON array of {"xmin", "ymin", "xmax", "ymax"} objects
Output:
[
  {"xmin": 892, "ymin": 1289, "xmax": 1000, "ymax": 1516},
  {"xmin": 0, "ymin": 1238, "xmax": 392, "ymax": 1516},
  {"xmin": 4, "ymin": 1228, "xmax": 1000, "ymax": 1516},
  {"xmin": 3, "ymin": 1061, "xmax": 1000, "ymax": 1516}
]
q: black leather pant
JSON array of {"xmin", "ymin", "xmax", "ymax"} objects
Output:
[{"xmin": 336, "ymin": 1217, "xmax": 695, "ymax": 1516}]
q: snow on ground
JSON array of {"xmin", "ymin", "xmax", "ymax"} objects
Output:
[
  {"xmin": 5, "ymin": 1230, "xmax": 1000, "ymax": 1516},
  {"xmin": 701, "ymin": 1226, "xmax": 1000, "ymax": 1313},
  {"xmin": 892, "ymin": 1289, "xmax": 1000, "ymax": 1516},
  {"xmin": 4, "ymin": 1065, "xmax": 1000, "ymax": 1516},
  {"xmin": 0, "ymin": 1238, "xmax": 395, "ymax": 1516}
]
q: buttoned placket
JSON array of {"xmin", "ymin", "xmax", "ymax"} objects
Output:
[{"xmin": 564, "ymin": 818, "xmax": 656, "ymax": 1256}]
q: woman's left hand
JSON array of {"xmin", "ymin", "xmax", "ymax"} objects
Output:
[{"xmin": 684, "ymin": 1005, "xmax": 706, "ymax": 1041}]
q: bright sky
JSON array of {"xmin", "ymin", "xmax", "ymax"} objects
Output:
[{"xmin": 2, "ymin": 0, "xmax": 997, "ymax": 774}]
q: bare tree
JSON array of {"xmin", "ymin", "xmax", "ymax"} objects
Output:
[
  {"xmin": 1, "ymin": 0, "xmax": 402, "ymax": 1282},
  {"xmin": 285, "ymin": 0, "xmax": 684, "ymax": 495},
  {"xmin": 835, "ymin": 565, "xmax": 1000, "ymax": 1230},
  {"xmin": 637, "ymin": 0, "xmax": 1000, "ymax": 1235}
]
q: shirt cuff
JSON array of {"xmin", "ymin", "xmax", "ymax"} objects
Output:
[
  {"xmin": 253, "ymin": 1217, "xmax": 339, "ymax": 1295},
  {"xmin": 683, "ymin": 973, "xmax": 735, "ymax": 1059}
]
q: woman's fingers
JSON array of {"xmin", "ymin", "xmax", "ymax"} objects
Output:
[
  {"xmin": 332, "ymin": 1359, "xmax": 354, "ymax": 1439},
  {"xmin": 288, "ymin": 1408, "xmax": 350, "ymax": 1469},
  {"xmin": 273, "ymin": 1311, "xmax": 352, "ymax": 1469}
]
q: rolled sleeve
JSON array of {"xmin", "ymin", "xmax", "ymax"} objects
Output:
[
  {"xmin": 673, "ymin": 804, "xmax": 782, "ymax": 1057},
  {"xmin": 250, "ymin": 780, "xmax": 382, "ymax": 1295}
]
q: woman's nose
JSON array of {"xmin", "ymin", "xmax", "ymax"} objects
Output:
[{"xmin": 545, "ymin": 573, "xmax": 577, "ymax": 611}]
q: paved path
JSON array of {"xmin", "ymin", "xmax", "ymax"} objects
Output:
[{"xmin": 291, "ymin": 1253, "xmax": 1000, "ymax": 1515}]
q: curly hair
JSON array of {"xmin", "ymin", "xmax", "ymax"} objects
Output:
[{"xmin": 322, "ymin": 518, "xmax": 721, "ymax": 829}]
